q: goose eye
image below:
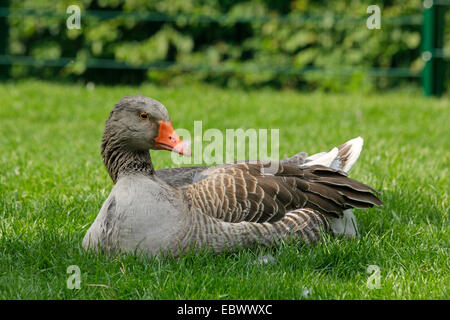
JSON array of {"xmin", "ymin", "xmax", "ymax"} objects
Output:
[{"xmin": 139, "ymin": 112, "xmax": 149, "ymax": 120}]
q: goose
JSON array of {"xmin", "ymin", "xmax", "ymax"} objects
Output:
[{"xmin": 82, "ymin": 95, "xmax": 382, "ymax": 257}]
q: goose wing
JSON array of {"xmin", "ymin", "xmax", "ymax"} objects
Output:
[{"xmin": 182, "ymin": 161, "xmax": 382, "ymax": 223}]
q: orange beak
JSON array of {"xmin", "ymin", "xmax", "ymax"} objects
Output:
[{"xmin": 153, "ymin": 120, "xmax": 191, "ymax": 156}]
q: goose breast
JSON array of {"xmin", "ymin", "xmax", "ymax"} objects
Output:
[{"xmin": 83, "ymin": 175, "xmax": 187, "ymax": 254}]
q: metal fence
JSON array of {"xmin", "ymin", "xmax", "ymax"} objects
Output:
[
  {"xmin": 0, "ymin": 1, "xmax": 447, "ymax": 96},
  {"xmin": 423, "ymin": 0, "xmax": 448, "ymax": 96}
]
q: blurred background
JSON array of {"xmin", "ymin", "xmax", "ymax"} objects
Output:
[{"xmin": 0, "ymin": 0, "xmax": 448, "ymax": 96}]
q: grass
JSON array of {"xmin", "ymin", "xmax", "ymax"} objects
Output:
[{"xmin": 0, "ymin": 80, "xmax": 448, "ymax": 299}]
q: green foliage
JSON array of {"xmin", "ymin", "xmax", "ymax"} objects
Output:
[{"xmin": 5, "ymin": 0, "xmax": 449, "ymax": 90}]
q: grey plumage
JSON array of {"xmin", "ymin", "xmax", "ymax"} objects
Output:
[{"xmin": 83, "ymin": 96, "xmax": 383, "ymax": 257}]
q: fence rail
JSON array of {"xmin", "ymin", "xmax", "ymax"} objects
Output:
[
  {"xmin": 0, "ymin": 7, "xmax": 424, "ymax": 26},
  {"xmin": 0, "ymin": 54, "xmax": 421, "ymax": 78}
]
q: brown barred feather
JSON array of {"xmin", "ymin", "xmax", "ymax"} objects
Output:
[{"xmin": 182, "ymin": 161, "xmax": 382, "ymax": 224}]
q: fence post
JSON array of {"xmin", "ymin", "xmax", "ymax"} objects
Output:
[
  {"xmin": 422, "ymin": 0, "xmax": 445, "ymax": 96},
  {"xmin": 0, "ymin": 0, "xmax": 9, "ymax": 79},
  {"xmin": 434, "ymin": 2, "xmax": 445, "ymax": 96}
]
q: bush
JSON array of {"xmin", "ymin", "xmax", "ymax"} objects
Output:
[{"xmin": 4, "ymin": 0, "xmax": 449, "ymax": 91}]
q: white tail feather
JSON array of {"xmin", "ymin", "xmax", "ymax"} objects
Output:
[
  {"xmin": 338, "ymin": 137, "xmax": 363, "ymax": 173},
  {"xmin": 303, "ymin": 137, "xmax": 363, "ymax": 174},
  {"xmin": 300, "ymin": 137, "xmax": 365, "ymax": 239},
  {"xmin": 303, "ymin": 147, "xmax": 338, "ymax": 168}
]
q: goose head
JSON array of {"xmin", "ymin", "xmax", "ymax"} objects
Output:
[{"xmin": 103, "ymin": 95, "xmax": 191, "ymax": 156}]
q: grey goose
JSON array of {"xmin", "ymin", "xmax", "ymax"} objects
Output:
[{"xmin": 82, "ymin": 95, "xmax": 382, "ymax": 257}]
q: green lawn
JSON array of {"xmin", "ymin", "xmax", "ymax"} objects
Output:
[{"xmin": 0, "ymin": 80, "xmax": 448, "ymax": 299}]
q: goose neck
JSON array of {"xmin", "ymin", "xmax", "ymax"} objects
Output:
[{"xmin": 101, "ymin": 138, "xmax": 154, "ymax": 183}]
